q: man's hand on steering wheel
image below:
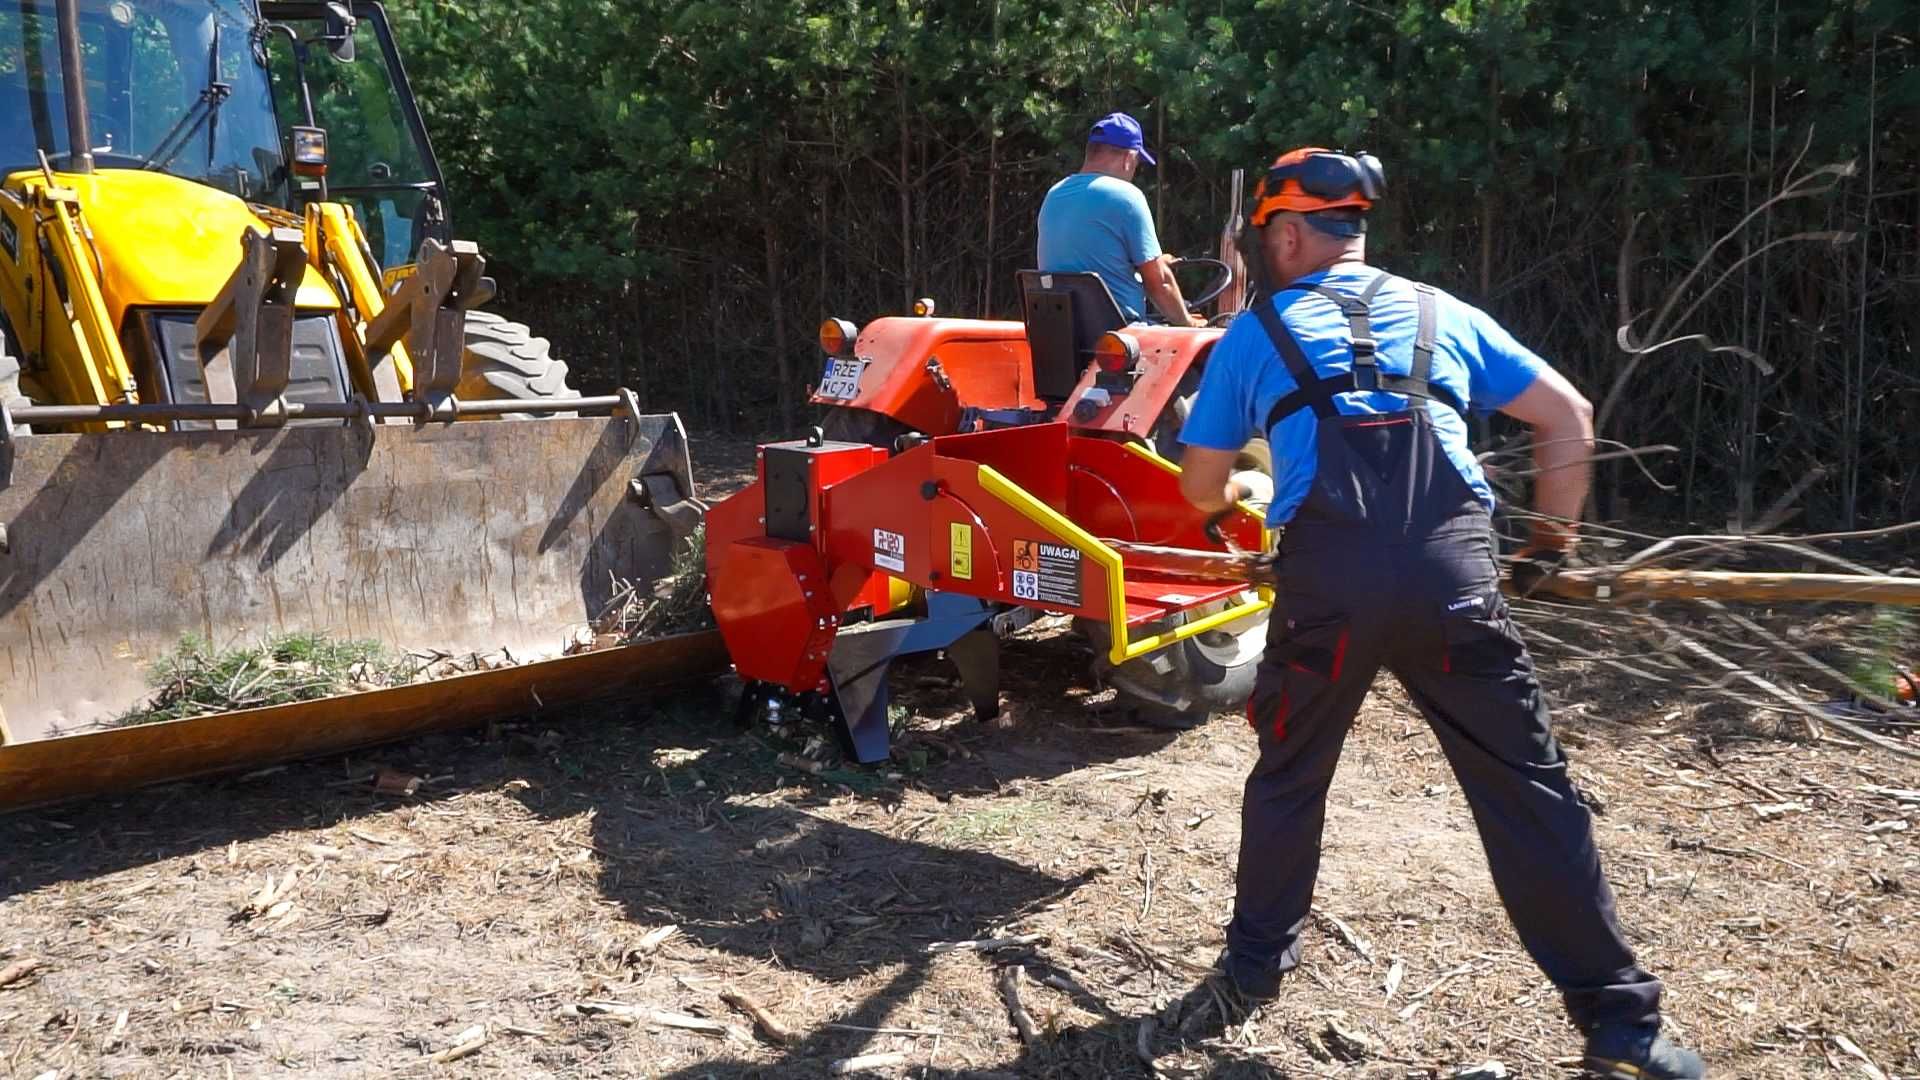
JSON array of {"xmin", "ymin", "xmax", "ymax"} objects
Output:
[{"xmin": 1168, "ymin": 255, "xmax": 1235, "ymax": 319}]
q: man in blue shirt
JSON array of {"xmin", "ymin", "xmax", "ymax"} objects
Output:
[
  {"xmin": 1036, "ymin": 113, "xmax": 1207, "ymax": 327},
  {"xmin": 1176, "ymin": 148, "xmax": 1705, "ymax": 1080}
]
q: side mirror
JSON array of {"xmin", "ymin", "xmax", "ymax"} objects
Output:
[{"xmin": 322, "ymin": 2, "xmax": 356, "ymax": 61}]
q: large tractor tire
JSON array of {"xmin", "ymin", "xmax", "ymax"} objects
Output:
[
  {"xmin": 0, "ymin": 340, "xmax": 30, "ymax": 435},
  {"xmin": 454, "ymin": 311, "xmax": 576, "ymax": 415}
]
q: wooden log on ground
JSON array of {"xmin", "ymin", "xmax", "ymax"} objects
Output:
[
  {"xmin": 1103, "ymin": 539, "xmax": 1920, "ymax": 607},
  {"xmin": 1533, "ymin": 569, "xmax": 1920, "ymax": 606}
]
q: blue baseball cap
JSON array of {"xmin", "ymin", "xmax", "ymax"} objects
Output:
[{"xmin": 1088, "ymin": 112, "xmax": 1155, "ymax": 166}]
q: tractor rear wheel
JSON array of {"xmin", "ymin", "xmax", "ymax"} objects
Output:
[
  {"xmin": 1085, "ymin": 366, "xmax": 1272, "ymax": 727},
  {"xmin": 454, "ymin": 311, "xmax": 576, "ymax": 415},
  {"xmin": 1081, "ymin": 607, "xmax": 1266, "ymax": 727}
]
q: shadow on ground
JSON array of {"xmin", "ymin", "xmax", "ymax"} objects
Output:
[{"xmin": 1, "ymin": 628, "xmax": 1232, "ymax": 1077}]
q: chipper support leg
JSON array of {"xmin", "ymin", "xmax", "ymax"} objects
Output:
[
  {"xmin": 946, "ymin": 628, "xmax": 1002, "ymax": 722},
  {"xmin": 826, "ymin": 593, "xmax": 997, "ymax": 762}
]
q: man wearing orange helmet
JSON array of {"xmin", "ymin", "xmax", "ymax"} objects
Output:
[{"xmin": 1174, "ymin": 148, "xmax": 1706, "ymax": 1080}]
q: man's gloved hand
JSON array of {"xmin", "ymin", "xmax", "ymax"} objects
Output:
[
  {"xmin": 1203, "ymin": 476, "xmax": 1270, "ymax": 546},
  {"xmin": 1508, "ymin": 519, "xmax": 1575, "ymax": 598},
  {"xmin": 1243, "ymin": 550, "xmax": 1282, "ymax": 588},
  {"xmin": 1508, "ymin": 548, "xmax": 1567, "ymax": 597},
  {"xmin": 1203, "ymin": 504, "xmax": 1241, "ymax": 547}
]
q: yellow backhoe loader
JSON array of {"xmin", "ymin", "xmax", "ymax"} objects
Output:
[{"xmin": 0, "ymin": 0, "xmax": 723, "ymax": 810}]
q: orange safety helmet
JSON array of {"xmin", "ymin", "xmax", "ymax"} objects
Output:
[{"xmin": 1248, "ymin": 147, "xmax": 1384, "ymax": 227}]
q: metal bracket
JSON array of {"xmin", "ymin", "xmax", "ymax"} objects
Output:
[
  {"xmin": 346, "ymin": 393, "xmax": 378, "ymax": 433},
  {"xmin": 195, "ymin": 226, "xmax": 306, "ymax": 428},
  {"xmin": 363, "ymin": 238, "xmax": 495, "ymax": 423},
  {"xmin": 614, "ymin": 387, "xmax": 643, "ymax": 447},
  {"xmin": 825, "ymin": 592, "xmax": 998, "ymax": 762},
  {"xmin": 630, "ymin": 472, "xmax": 708, "ymax": 541}
]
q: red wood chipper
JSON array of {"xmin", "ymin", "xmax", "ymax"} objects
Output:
[{"xmin": 705, "ymin": 422, "xmax": 1269, "ymax": 762}]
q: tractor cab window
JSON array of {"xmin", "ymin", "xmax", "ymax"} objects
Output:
[
  {"xmin": 0, "ymin": 0, "xmax": 285, "ymax": 198},
  {"xmin": 266, "ymin": 7, "xmax": 440, "ymax": 270}
]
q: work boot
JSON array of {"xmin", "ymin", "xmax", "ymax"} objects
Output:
[
  {"xmin": 1212, "ymin": 947, "xmax": 1281, "ymax": 1004},
  {"xmin": 1583, "ymin": 1024, "xmax": 1706, "ymax": 1079}
]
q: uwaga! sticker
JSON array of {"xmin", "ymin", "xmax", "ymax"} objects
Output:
[{"xmin": 1011, "ymin": 539, "xmax": 1082, "ymax": 606}]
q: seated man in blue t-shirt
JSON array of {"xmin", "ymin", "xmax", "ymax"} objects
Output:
[{"xmin": 1036, "ymin": 113, "xmax": 1206, "ymax": 327}]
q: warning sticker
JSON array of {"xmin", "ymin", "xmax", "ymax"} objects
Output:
[
  {"xmin": 949, "ymin": 522, "xmax": 973, "ymax": 580},
  {"xmin": 873, "ymin": 528, "xmax": 906, "ymax": 573},
  {"xmin": 1011, "ymin": 539, "xmax": 1082, "ymax": 606}
]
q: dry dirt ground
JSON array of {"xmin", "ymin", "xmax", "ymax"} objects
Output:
[{"xmin": 2, "ymin": 445, "xmax": 1917, "ymax": 1080}]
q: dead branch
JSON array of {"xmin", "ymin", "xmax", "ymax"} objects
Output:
[
  {"xmin": 0, "ymin": 958, "xmax": 45, "ymax": 989},
  {"xmin": 997, "ymin": 964, "xmax": 1041, "ymax": 1043},
  {"xmin": 925, "ymin": 933, "xmax": 1046, "ymax": 954},
  {"xmin": 829, "ymin": 1052, "xmax": 910, "ymax": 1075},
  {"xmin": 719, "ymin": 988, "xmax": 798, "ymax": 1045}
]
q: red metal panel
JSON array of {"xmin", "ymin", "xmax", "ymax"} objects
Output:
[
  {"xmin": 924, "ymin": 423, "xmax": 1073, "ymax": 511},
  {"xmin": 1121, "ymin": 576, "xmax": 1248, "ymax": 627},
  {"xmin": 1065, "ymin": 435, "xmax": 1264, "ymax": 552},
  {"xmin": 709, "ymin": 537, "xmax": 839, "ymax": 692}
]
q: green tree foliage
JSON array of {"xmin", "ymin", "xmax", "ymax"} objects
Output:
[{"xmin": 385, "ymin": 0, "xmax": 1915, "ymax": 529}]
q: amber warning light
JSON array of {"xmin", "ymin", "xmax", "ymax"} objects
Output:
[
  {"xmin": 819, "ymin": 318, "xmax": 859, "ymax": 358},
  {"xmin": 1094, "ymin": 331, "xmax": 1140, "ymax": 373}
]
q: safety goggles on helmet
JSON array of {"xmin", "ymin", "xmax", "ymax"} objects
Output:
[{"xmin": 1249, "ymin": 150, "xmax": 1384, "ymax": 226}]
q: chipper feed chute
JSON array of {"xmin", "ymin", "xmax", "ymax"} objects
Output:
[
  {"xmin": 0, "ymin": 403, "xmax": 726, "ymax": 810},
  {"xmin": 705, "ymin": 422, "xmax": 1269, "ymax": 762}
]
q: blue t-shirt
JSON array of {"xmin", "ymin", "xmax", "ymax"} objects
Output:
[
  {"xmin": 1036, "ymin": 173, "xmax": 1163, "ymax": 322},
  {"xmin": 1179, "ymin": 265, "xmax": 1546, "ymax": 525}
]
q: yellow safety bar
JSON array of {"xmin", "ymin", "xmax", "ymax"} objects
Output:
[{"xmin": 976, "ymin": 460, "xmax": 1272, "ymax": 667}]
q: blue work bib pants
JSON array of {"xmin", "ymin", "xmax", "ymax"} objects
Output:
[{"xmin": 1228, "ymin": 406, "xmax": 1664, "ymax": 1031}]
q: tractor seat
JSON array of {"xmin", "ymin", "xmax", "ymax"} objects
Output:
[{"xmin": 1016, "ymin": 269, "xmax": 1127, "ymax": 404}]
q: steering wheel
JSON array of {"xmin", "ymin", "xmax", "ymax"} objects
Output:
[{"xmin": 1175, "ymin": 256, "xmax": 1234, "ymax": 310}]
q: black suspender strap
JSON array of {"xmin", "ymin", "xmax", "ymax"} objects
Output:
[
  {"xmin": 1252, "ymin": 298, "xmax": 1339, "ymax": 420},
  {"xmin": 1369, "ymin": 283, "xmax": 1464, "ymax": 414},
  {"xmin": 1257, "ymin": 274, "xmax": 1466, "ymax": 431},
  {"xmin": 1407, "ymin": 283, "xmax": 1437, "ymax": 386},
  {"xmin": 1297, "ymin": 272, "xmax": 1391, "ymax": 389}
]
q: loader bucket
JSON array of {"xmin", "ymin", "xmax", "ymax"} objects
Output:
[{"xmin": 0, "ymin": 404, "xmax": 726, "ymax": 809}]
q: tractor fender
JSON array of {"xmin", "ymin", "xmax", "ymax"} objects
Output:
[
  {"xmin": 1060, "ymin": 324, "xmax": 1226, "ymax": 440},
  {"xmin": 806, "ymin": 316, "xmax": 1036, "ymax": 434}
]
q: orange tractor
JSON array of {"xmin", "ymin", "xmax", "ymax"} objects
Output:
[{"xmin": 774, "ymin": 219, "xmax": 1277, "ymax": 735}]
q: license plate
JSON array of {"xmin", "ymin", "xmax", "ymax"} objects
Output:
[{"xmin": 817, "ymin": 358, "xmax": 865, "ymax": 401}]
